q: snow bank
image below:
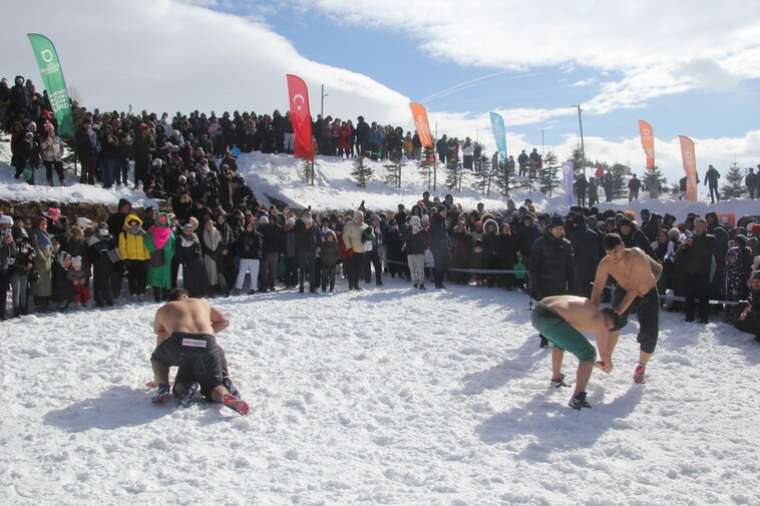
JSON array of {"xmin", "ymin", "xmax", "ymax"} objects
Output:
[
  {"xmin": 3, "ymin": 138, "xmax": 757, "ymax": 220},
  {"xmin": 0, "ymin": 140, "xmax": 158, "ymax": 208},
  {"xmin": 3, "ymin": 280, "xmax": 759, "ymax": 504}
]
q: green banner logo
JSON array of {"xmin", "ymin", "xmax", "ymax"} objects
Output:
[{"xmin": 27, "ymin": 33, "xmax": 75, "ymax": 139}]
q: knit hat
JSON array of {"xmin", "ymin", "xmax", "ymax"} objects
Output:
[
  {"xmin": 549, "ymin": 216, "xmax": 564, "ymax": 229},
  {"xmin": 0, "ymin": 215, "xmax": 13, "ymax": 226}
]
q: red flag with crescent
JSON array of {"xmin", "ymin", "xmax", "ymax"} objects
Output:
[{"xmin": 286, "ymin": 74, "xmax": 313, "ymax": 160}]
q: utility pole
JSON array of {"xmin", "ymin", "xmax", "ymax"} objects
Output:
[
  {"xmin": 320, "ymin": 84, "xmax": 327, "ymax": 118},
  {"xmin": 541, "ymin": 129, "xmax": 545, "ymax": 157},
  {"xmin": 572, "ymin": 104, "xmax": 585, "ymax": 162}
]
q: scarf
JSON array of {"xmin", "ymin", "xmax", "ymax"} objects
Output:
[
  {"xmin": 150, "ymin": 225, "xmax": 171, "ymax": 250},
  {"xmin": 203, "ymin": 227, "xmax": 222, "ymax": 252},
  {"xmin": 180, "ymin": 234, "xmax": 198, "ymax": 248}
]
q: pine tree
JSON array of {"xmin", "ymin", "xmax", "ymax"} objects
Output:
[
  {"xmin": 472, "ymin": 154, "xmax": 495, "ymax": 195},
  {"xmin": 301, "ymin": 159, "xmax": 315, "ymax": 186},
  {"xmin": 643, "ymin": 166, "xmax": 667, "ymax": 199},
  {"xmin": 722, "ymin": 162, "xmax": 746, "ymax": 199},
  {"xmin": 571, "ymin": 148, "xmax": 587, "ymax": 174},
  {"xmin": 494, "ymin": 156, "xmax": 515, "ymax": 197},
  {"xmin": 539, "ymin": 151, "xmax": 561, "ymax": 196},
  {"xmin": 384, "ymin": 148, "xmax": 405, "ymax": 189},
  {"xmin": 445, "ymin": 158, "xmax": 461, "ymax": 191},
  {"xmin": 352, "ymin": 155, "xmax": 373, "ymax": 188},
  {"xmin": 610, "ymin": 163, "xmax": 630, "ymax": 200}
]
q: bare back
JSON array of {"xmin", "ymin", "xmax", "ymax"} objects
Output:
[
  {"xmin": 541, "ymin": 295, "xmax": 606, "ymax": 334},
  {"xmin": 154, "ymin": 298, "xmax": 226, "ymax": 343}
]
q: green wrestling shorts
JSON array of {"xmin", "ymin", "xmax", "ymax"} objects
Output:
[{"xmin": 531, "ymin": 303, "xmax": 596, "ymax": 362}]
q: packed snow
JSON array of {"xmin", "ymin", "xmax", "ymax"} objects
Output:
[
  {"xmin": 3, "ymin": 279, "xmax": 760, "ymax": 504},
  {"xmin": 2, "ymin": 138, "xmax": 758, "ymax": 221},
  {"xmin": 0, "ymin": 140, "xmax": 157, "ymax": 208}
]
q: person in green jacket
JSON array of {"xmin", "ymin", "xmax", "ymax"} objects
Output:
[{"xmin": 145, "ymin": 212, "xmax": 175, "ymax": 302}]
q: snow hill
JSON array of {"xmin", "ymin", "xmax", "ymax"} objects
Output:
[
  {"xmin": 0, "ymin": 139, "xmax": 156, "ymax": 208},
  {"xmin": 2, "ymin": 139, "xmax": 758, "ymax": 221},
  {"xmin": 2, "ymin": 280, "xmax": 760, "ymax": 504}
]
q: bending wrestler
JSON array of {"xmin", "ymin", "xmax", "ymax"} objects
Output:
[{"xmin": 531, "ymin": 295, "xmax": 620, "ymax": 409}]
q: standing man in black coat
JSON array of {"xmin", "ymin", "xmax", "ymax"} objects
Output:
[
  {"xmin": 704, "ymin": 165, "xmax": 721, "ymax": 203},
  {"xmin": 529, "ymin": 216, "xmax": 576, "ymax": 347},
  {"xmin": 355, "ymin": 116, "xmax": 370, "ymax": 158},
  {"xmin": 676, "ymin": 218, "xmax": 716, "ymax": 323},
  {"xmin": 566, "ymin": 214, "xmax": 601, "ymax": 297},
  {"xmin": 430, "ymin": 206, "xmax": 450, "ymax": 289}
]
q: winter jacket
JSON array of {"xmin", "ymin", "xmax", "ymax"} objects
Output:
[
  {"xmin": 31, "ymin": 229, "xmax": 54, "ymax": 297},
  {"xmin": 145, "ymin": 224, "xmax": 175, "ymax": 289},
  {"xmin": 678, "ymin": 233, "xmax": 716, "ymax": 277},
  {"xmin": 118, "ymin": 216, "xmax": 150, "ymax": 261},
  {"xmin": 235, "ymin": 231, "xmax": 263, "ymax": 260},
  {"xmin": 567, "ymin": 223, "xmax": 601, "ymax": 295},
  {"xmin": 294, "ymin": 220, "xmax": 318, "ymax": 256},
  {"xmin": 320, "ymin": 239, "xmax": 340, "ymax": 266},
  {"xmin": 528, "ymin": 231, "xmax": 575, "ymax": 298},
  {"xmin": 260, "ymin": 223, "xmax": 284, "ymax": 254},
  {"xmin": 430, "ymin": 214, "xmax": 449, "ymax": 251},
  {"xmin": 342, "ymin": 220, "xmax": 368, "ymax": 254},
  {"xmin": 620, "ymin": 227, "xmax": 656, "ymax": 258},
  {"xmin": 88, "ymin": 233, "xmax": 116, "ymax": 277},
  {"xmin": 175, "ymin": 233, "xmax": 208, "ymax": 297},
  {"xmin": 404, "ymin": 227, "xmax": 428, "ymax": 255},
  {"xmin": 40, "ymin": 134, "xmax": 64, "ymax": 162}
]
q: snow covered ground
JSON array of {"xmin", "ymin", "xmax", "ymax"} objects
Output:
[
  {"xmin": 3, "ymin": 279, "xmax": 760, "ymax": 505},
  {"xmin": 2, "ymin": 138, "xmax": 758, "ymax": 221},
  {"xmin": 0, "ymin": 139, "xmax": 157, "ymax": 208}
]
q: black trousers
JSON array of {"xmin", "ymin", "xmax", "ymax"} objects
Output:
[
  {"xmin": 93, "ymin": 267, "xmax": 113, "ymax": 305},
  {"xmin": 110, "ymin": 261, "xmax": 124, "ymax": 298},
  {"xmin": 364, "ymin": 249, "xmax": 382, "ymax": 284},
  {"xmin": 347, "ymin": 252, "xmax": 364, "ymax": 289},
  {"xmin": 127, "ymin": 260, "xmax": 148, "ymax": 295},
  {"xmin": 43, "ymin": 161, "xmax": 64, "ymax": 183},
  {"xmin": 708, "ymin": 185, "xmax": 720, "ymax": 203},
  {"xmin": 685, "ymin": 275, "xmax": 710, "ymax": 322}
]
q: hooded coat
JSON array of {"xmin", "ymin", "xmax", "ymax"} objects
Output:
[{"xmin": 145, "ymin": 215, "xmax": 175, "ymax": 289}]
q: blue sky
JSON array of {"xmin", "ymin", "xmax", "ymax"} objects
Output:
[
  {"xmin": 202, "ymin": 0, "xmax": 760, "ymax": 173},
  {"xmin": 5, "ymin": 0, "xmax": 759, "ymax": 181}
]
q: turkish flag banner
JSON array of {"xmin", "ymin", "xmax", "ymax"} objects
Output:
[
  {"xmin": 409, "ymin": 102, "xmax": 433, "ymax": 148},
  {"xmin": 679, "ymin": 135, "xmax": 698, "ymax": 202},
  {"xmin": 638, "ymin": 120, "xmax": 655, "ymax": 171},
  {"xmin": 286, "ymin": 74, "xmax": 313, "ymax": 160}
]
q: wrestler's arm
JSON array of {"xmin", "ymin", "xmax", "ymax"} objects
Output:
[
  {"xmin": 594, "ymin": 314, "xmax": 613, "ymax": 373},
  {"xmin": 210, "ymin": 304, "xmax": 230, "ymax": 333},
  {"xmin": 589, "ymin": 260, "xmax": 609, "ymax": 306},
  {"xmin": 154, "ymin": 309, "xmax": 169, "ymax": 345},
  {"xmin": 615, "ymin": 288, "xmax": 639, "ymax": 317}
]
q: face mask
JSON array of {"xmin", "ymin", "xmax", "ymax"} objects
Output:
[{"xmin": 322, "ymin": 226, "xmax": 329, "ymax": 233}]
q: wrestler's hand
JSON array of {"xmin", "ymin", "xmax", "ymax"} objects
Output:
[{"xmin": 595, "ymin": 360, "xmax": 613, "ymax": 374}]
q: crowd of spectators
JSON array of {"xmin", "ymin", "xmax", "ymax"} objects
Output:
[{"xmin": 1, "ymin": 73, "xmax": 760, "ymax": 344}]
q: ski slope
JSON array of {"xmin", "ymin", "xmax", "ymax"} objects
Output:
[{"xmin": 2, "ymin": 279, "xmax": 760, "ymax": 504}]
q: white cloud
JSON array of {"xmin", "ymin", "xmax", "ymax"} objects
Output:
[
  {"xmin": 302, "ymin": 0, "xmax": 760, "ymax": 114},
  {"xmin": 1, "ymin": 0, "xmax": 409, "ymax": 124},
  {"xmin": 3, "ymin": 0, "xmax": 757, "ymax": 187}
]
